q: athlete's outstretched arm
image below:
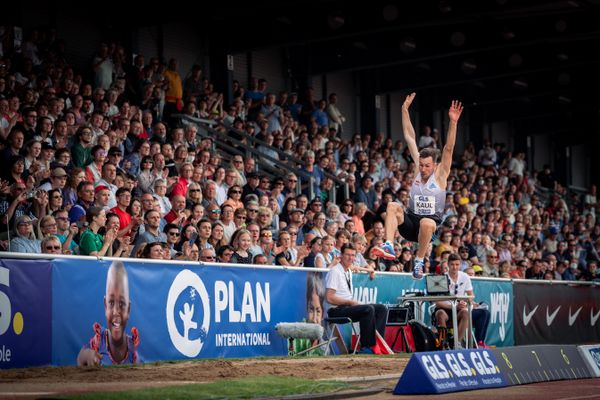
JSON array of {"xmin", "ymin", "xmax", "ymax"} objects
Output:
[
  {"xmin": 402, "ymin": 92, "xmax": 420, "ymax": 164},
  {"xmin": 437, "ymin": 100, "xmax": 463, "ymax": 181}
]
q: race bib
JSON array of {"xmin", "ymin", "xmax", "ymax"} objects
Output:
[{"xmin": 414, "ymin": 195, "xmax": 435, "ymax": 215}]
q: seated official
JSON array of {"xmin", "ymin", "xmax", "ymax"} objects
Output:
[
  {"xmin": 325, "ymin": 243, "xmax": 387, "ymax": 354},
  {"xmin": 434, "ymin": 253, "xmax": 491, "ymax": 348}
]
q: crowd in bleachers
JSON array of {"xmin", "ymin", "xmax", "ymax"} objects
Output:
[{"xmin": 0, "ymin": 29, "xmax": 598, "ymax": 282}]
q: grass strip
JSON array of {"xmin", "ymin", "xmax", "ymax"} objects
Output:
[{"xmin": 68, "ymin": 376, "xmax": 354, "ymax": 400}]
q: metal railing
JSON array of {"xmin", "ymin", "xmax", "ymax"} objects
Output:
[{"xmin": 175, "ymin": 114, "xmax": 349, "ymax": 202}]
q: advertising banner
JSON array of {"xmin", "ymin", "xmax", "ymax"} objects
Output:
[
  {"xmin": 577, "ymin": 344, "xmax": 600, "ymax": 377},
  {"xmin": 0, "ymin": 259, "xmax": 52, "ymax": 369},
  {"xmin": 471, "ymin": 279, "xmax": 513, "ymax": 347},
  {"xmin": 514, "ymin": 282, "xmax": 600, "ymax": 345},
  {"xmin": 52, "ymin": 259, "xmax": 311, "ymax": 366},
  {"xmin": 353, "ymin": 274, "xmax": 513, "ymax": 347},
  {"xmin": 393, "ymin": 348, "xmax": 507, "ymax": 394},
  {"xmin": 492, "ymin": 345, "xmax": 592, "ymax": 385},
  {"xmin": 352, "ymin": 272, "xmax": 426, "ymax": 305}
]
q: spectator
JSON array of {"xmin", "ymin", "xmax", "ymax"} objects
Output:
[
  {"xmin": 217, "ymin": 244, "xmax": 235, "ymax": 263},
  {"xmin": 141, "ymin": 241, "xmax": 164, "ymax": 260},
  {"xmin": 10, "ymin": 215, "xmax": 41, "ymax": 254},
  {"xmin": 230, "ymin": 229, "xmax": 253, "ymax": 264},
  {"xmin": 162, "ymin": 58, "xmax": 183, "ymax": 124},
  {"xmin": 41, "ymin": 235, "xmax": 63, "ymax": 255},
  {"xmin": 130, "ymin": 210, "xmax": 167, "ymax": 257},
  {"xmin": 199, "ymin": 247, "xmax": 217, "ymax": 263},
  {"xmin": 79, "ymin": 207, "xmax": 117, "ymax": 256}
]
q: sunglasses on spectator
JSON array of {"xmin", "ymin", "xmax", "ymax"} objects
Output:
[
  {"xmin": 45, "ymin": 245, "xmax": 61, "ymax": 250},
  {"xmin": 202, "ymin": 255, "xmax": 216, "ymax": 260},
  {"xmin": 231, "ymin": 190, "xmax": 242, "ymax": 194},
  {"xmin": 236, "ymin": 216, "xmax": 246, "ymax": 220},
  {"xmin": 189, "ymin": 189, "xmax": 201, "ymax": 192},
  {"xmin": 261, "ymin": 232, "xmax": 273, "ymax": 237},
  {"xmin": 211, "ymin": 209, "xmax": 221, "ymax": 214},
  {"xmin": 168, "ymin": 231, "xmax": 180, "ymax": 236},
  {"xmin": 247, "ymin": 209, "xmax": 258, "ymax": 213}
]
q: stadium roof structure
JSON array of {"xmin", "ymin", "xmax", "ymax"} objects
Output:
[
  {"xmin": 200, "ymin": 0, "xmax": 600, "ymax": 140},
  {"xmin": 6, "ymin": 0, "xmax": 600, "ymax": 142}
]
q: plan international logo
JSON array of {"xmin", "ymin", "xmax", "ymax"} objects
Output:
[{"xmin": 166, "ymin": 270, "xmax": 210, "ymax": 357}]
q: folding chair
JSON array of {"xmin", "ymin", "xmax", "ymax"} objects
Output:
[{"xmin": 323, "ymin": 317, "xmax": 361, "ymax": 355}]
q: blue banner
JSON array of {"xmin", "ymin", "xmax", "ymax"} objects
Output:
[
  {"xmin": 352, "ymin": 273, "xmax": 513, "ymax": 347},
  {"xmin": 471, "ymin": 279, "xmax": 513, "ymax": 347},
  {"xmin": 394, "ymin": 348, "xmax": 507, "ymax": 394},
  {"xmin": 0, "ymin": 259, "xmax": 52, "ymax": 369},
  {"xmin": 352, "ymin": 273, "xmax": 426, "ymax": 305},
  {"xmin": 0, "ymin": 258, "xmax": 552, "ymax": 368},
  {"xmin": 52, "ymin": 259, "xmax": 309, "ymax": 366}
]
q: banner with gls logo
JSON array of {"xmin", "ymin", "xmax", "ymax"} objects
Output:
[
  {"xmin": 51, "ymin": 259, "xmax": 308, "ymax": 365},
  {"xmin": 0, "ymin": 259, "xmax": 52, "ymax": 369}
]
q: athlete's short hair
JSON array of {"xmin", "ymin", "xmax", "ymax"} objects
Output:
[{"xmin": 419, "ymin": 148, "xmax": 441, "ymax": 162}]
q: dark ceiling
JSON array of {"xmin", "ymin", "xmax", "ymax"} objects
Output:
[
  {"xmin": 6, "ymin": 1, "xmax": 600, "ymax": 142},
  {"xmin": 202, "ymin": 0, "xmax": 600, "ymax": 141}
]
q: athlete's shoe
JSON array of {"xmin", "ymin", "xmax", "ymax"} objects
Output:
[
  {"xmin": 412, "ymin": 259, "xmax": 425, "ymax": 280},
  {"xmin": 371, "ymin": 241, "xmax": 396, "ymax": 260}
]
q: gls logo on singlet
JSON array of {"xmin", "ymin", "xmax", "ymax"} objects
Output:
[{"xmin": 166, "ymin": 270, "xmax": 210, "ymax": 357}]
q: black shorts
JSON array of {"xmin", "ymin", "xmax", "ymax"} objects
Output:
[{"xmin": 398, "ymin": 211, "xmax": 441, "ymax": 242}]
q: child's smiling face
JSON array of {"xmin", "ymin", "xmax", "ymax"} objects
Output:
[{"xmin": 104, "ymin": 275, "xmax": 130, "ymax": 344}]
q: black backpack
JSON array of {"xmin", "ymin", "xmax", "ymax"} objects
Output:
[{"xmin": 408, "ymin": 320, "xmax": 437, "ymax": 352}]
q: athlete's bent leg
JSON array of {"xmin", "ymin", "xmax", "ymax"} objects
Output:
[
  {"xmin": 411, "ymin": 217, "xmax": 436, "ymax": 279},
  {"xmin": 416, "ymin": 218, "xmax": 436, "ymax": 259},
  {"xmin": 372, "ymin": 202, "xmax": 404, "ymax": 260},
  {"xmin": 384, "ymin": 201, "xmax": 404, "ymax": 242}
]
